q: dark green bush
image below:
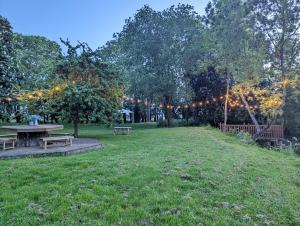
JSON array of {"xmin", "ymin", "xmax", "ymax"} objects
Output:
[{"xmin": 157, "ymin": 119, "xmax": 179, "ymax": 127}]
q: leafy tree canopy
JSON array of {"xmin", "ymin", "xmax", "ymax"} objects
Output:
[{"xmin": 13, "ymin": 33, "xmax": 62, "ymax": 90}]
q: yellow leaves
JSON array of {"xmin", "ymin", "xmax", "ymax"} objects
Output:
[
  {"xmin": 231, "ymin": 81, "xmax": 257, "ymax": 95},
  {"xmin": 284, "ymin": 79, "xmax": 297, "ymax": 88},
  {"xmin": 231, "ymin": 80, "xmax": 283, "ymax": 117},
  {"xmin": 259, "ymin": 94, "xmax": 283, "ymax": 116},
  {"xmin": 274, "ymin": 79, "xmax": 298, "ymax": 89}
]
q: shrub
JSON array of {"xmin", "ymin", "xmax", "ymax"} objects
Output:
[
  {"xmin": 157, "ymin": 119, "xmax": 178, "ymax": 127},
  {"xmin": 235, "ymin": 131, "xmax": 256, "ymax": 145}
]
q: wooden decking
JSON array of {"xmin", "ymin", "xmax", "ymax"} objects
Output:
[
  {"xmin": 220, "ymin": 124, "xmax": 284, "ymax": 140},
  {"xmin": 0, "ymin": 138, "xmax": 101, "ymax": 160}
]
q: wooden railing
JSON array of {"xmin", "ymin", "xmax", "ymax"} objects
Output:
[{"xmin": 219, "ymin": 124, "xmax": 284, "ymax": 139}]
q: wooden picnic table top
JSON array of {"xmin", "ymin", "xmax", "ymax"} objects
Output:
[
  {"xmin": 0, "ymin": 124, "xmax": 64, "ymax": 133},
  {"xmin": 114, "ymin": 127, "xmax": 132, "ymax": 129}
]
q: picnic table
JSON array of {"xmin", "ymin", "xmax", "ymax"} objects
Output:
[
  {"xmin": 113, "ymin": 127, "xmax": 132, "ymax": 135},
  {"xmin": 0, "ymin": 124, "xmax": 64, "ymax": 147}
]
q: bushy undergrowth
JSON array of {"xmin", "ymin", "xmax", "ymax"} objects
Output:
[
  {"xmin": 157, "ymin": 119, "xmax": 203, "ymax": 128},
  {"xmin": 234, "ymin": 131, "xmax": 256, "ymax": 145}
]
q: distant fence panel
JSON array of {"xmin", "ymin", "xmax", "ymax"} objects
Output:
[{"xmin": 219, "ymin": 124, "xmax": 284, "ymax": 139}]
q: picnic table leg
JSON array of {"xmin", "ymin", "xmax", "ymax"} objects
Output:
[
  {"xmin": 70, "ymin": 138, "xmax": 73, "ymax": 146},
  {"xmin": 3, "ymin": 142, "xmax": 5, "ymax": 151},
  {"xmin": 44, "ymin": 141, "xmax": 47, "ymax": 150},
  {"xmin": 12, "ymin": 140, "xmax": 15, "ymax": 149}
]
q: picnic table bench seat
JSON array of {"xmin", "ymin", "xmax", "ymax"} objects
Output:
[
  {"xmin": 40, "ymin": 136, "xmax": 74, "ymax": 150},
  {"xmin": 0, "ymin": 137, "xmax": 17, "ymax": 150},
  {"xmin": 113, "ymin": 127, "xmax": 132, "ymax": 135},
  {"xmin": 49, "ymin": 133, "xmax": 72, "ymax": 137},
  {"xmin": 0, "ymin": 134, "xmax": 17, "ymax": 138}
]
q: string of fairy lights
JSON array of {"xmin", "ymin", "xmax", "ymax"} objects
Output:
[
  {"xmin": 122, "ymin": 94, "xmax": 259, "ymax": 110},
  {"xmin": 0, "ymin": 80, "xmax": 260, "ymax": 111}
]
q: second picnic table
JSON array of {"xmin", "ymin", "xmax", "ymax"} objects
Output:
[{"xmin": 113, "ymin": 127, "xmax": 132, "ymax": 135}]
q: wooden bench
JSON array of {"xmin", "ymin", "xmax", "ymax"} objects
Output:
[
  {"xmin": 0, "ymin": 137, "xmax": 17, "ymax": 150},
  {"xmin": 49, "ymin": 133, "xmax": 72, "ymax": 137},
  {"xmin": 0, "ymin": 134, "xmax": 17, "ymax": 138},
  {"xmin": 113, "ymin": 127, "xmax": 132, "ymax": 135},
  {"xmin": 40, "ymin": 136, "xmax": 74, "ymax": 150}
]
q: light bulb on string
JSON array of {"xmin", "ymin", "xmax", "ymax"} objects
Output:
[{"xmin": 6, "ymin": 97, "xmax": 12, "ymax": 102}]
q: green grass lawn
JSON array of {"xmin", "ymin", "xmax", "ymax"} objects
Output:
[{"xmin": 0, "ymin": 125, "xmax": 299, "ymax": 225}]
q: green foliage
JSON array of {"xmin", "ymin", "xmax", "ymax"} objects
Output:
[
  {"xmin": 0, "ymin": 16, "xmax": 16, "ymax": 120},
  {"xmin": 185, "ymin": 66, "xmax": 227, "ymax": 126},
  {"xmin": 12, "ymin": 33, "xmax": 62, "ymax": 90},
  {"xmin": 100, "ymin": 4, "xmax": 206, "ymax": 125},
  {"xmin": 235, "ymin": 131, "xmax": 256, "ymax": 145},
  {"xmin": 283, "ymin": 81, "xmax": 300, "ymax": 136},
  {"xmin": 157, "ymin": 119, "xmax": 179, "ymax": 128},
  {"xmin": 250, "ymin": 0, "xmax": 300, "ymax": 81},
  {"xmin": 53, "ymin": 40, "xmax": 124, "ymax": 137},
  {"xmin": 1, "ymin": 2, "xmax": 300, "ymax": 138},
  {"xmin": 0, "ymin": 16, "xmax": 15, "ymax": 95},
  {"xmin": 204, "ymin": 0, "xmax": 267, "ymax": 81},
  {"xmin": 249, "ymin": 0, "xmax": 300, "ymax": 129}
]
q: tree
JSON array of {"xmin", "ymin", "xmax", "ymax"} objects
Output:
[
  {"xmin": 185, "ymin": 66, "xmax": 227, "ymax": 125},
  {"xmin": 249, "ymin": 0, "xmax": 300, "ymax": 133},
  {"xmin": 0, "ymin": 16, "xmax": 16, "ymax": 120},
  {"xmin": 53, "ymin": 40, "xmax": 124, "ymax": 137},
  {"xmin": 250, "ymin": 0, "xmax": 300, "ymax": 102},
  {"xmin": 101, "ymin": 4, "xmax": 206, "ymax": 126},
  {"xmin": 283, "ymin": 80, "xmax": 300, "ymax": 136},
  {"xmin": 204, "ymin": 0, "xmax": 271, "ymax": 134},
  {"xmin": 13, "ymin": 33, "xmax": 62, "ymax": 90}
]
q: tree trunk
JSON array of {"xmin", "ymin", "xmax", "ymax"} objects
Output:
[
  {"xmin": 165, "ymin": 96, "xmax": 172, "ymax": 127},
  {"xmin": 165, "ymin": 108, "xmax": 170, "ymax": 126},
  {"xmin": 74, "ymin": 121, "xmax": 79, "ymax": 138},
  {"xmin": 280, "ymin": 8, "xmax": 287, "ymax": 127},
  {"xmin": 224, "ymin": 77, "xmax": 230, "ymax": 128},
  {"xmin": 240, "ymin": 95, "xmax": 261, "ymax": 134},
  {"xmin": 73, "ymin": 111, "xmax": 80, "ymax": 138},
  {"xmin": 146, "ymin": 99, "xmax": 151, "ymax": 122}
]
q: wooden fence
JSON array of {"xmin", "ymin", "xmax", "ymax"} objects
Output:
[{"xmin": 219, "ymin": 124, "xmax": 284, "ymax": 139}]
